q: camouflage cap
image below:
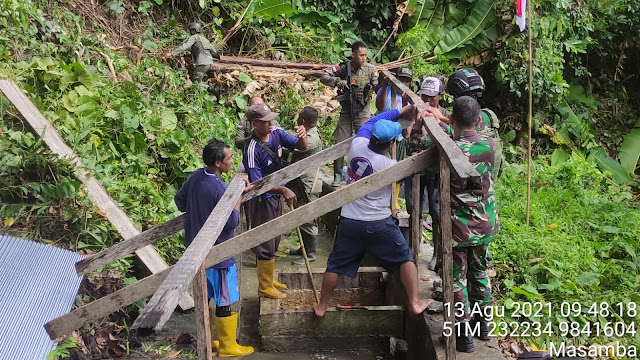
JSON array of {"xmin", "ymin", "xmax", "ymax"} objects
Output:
[{"xmin": 246, "ymin": 103, "xmax": 278, "ymax": 122}]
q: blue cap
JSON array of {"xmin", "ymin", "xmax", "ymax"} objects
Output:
[{"xmin": 371, "ymin": 120, "xmax": 403, "ymax": 143}]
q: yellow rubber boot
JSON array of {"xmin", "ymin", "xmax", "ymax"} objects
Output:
[
  {"xmin": 257, "ymin": 259, "xmax": 286, "ymax": 299},
  {"xmin": 273, "ymin": 279, "xmax": 287, "ymax": 290},
  {"xmin": 215, "ymin": 313, "xmax": 254, "ymax": 357},
  {"xmin": 208, "ymin": 301, "xmax": 220, "ymax": 352}
]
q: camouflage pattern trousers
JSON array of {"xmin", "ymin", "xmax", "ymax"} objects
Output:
[{"xmin": 453, "ymin": 243, "xmax": 492, "ymax": 322}]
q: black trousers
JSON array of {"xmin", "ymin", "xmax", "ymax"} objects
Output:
[{"xmin": 248, "ymin": 196, "xmax": 283, "ymax": 260}]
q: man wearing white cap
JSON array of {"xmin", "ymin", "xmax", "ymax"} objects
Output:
[
  {"xmin": 417, "ymin": 76, "xmax": 451, "ymax": 121},
  {"xmin": 313, "ymin": 105, "xmax": 434, "ymax": 318}
]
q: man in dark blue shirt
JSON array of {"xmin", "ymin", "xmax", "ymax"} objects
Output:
[
  {"xmin": 242, "ymin": 103, "xmax": 308, "ymax": 299},
  {"xmin": 174, "ymin": 139, "xmax": 253, "ymax": 357}
]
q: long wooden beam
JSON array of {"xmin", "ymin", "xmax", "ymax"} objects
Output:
[
  {"xmin": 381, "ymin": 71, "xmax": 480, "ymax": 185},
  {"xmin": 44, "ymin": 147, "xmax": 436, "ymax": 339},
  {"xmin": 131, "ymin": 175, "xmax": 246, "ymax": 331},
  {"xmin": 74, "ymin": 137, "xmax": 352, "ymax": 275},
  {"xmin": 0, "ymin": 80, "xmax": 195, "ymax": 310}
]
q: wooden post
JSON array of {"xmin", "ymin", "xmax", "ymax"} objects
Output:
[
  {"xmin": 410, "ymin": 174, "xmax": 421, "ymax": 264},
  {"xmin": 391, "ymin": 143, "xmax": 398, "ymax": 217},
  {"xmin": 438, "ymin": 153, "xmax": 455, "ymax": 360},
  {"xmin": 193, "ymin": 264, "xmax": 213, "ymax": 360}
]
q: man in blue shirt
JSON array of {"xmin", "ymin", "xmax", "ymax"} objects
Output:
[
  {"xmin": 313, "ymin": 107, "xmax": 434, "ymax": 317},
  {"xmin": 242, "ymin": 103, "xmax": 308, "ymax": 299},
  {"xmin": 174, "ymin": 139, "xmax": 253, "ymax": 357}
]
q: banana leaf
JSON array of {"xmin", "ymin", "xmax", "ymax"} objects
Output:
[
  {"xmin": 619, "ymin": 117, "xmax": 640, "ymax": 175},
  {"xmin": 407, "ymin": 0, "xmax": 438, "ymax": 29},
  {"xmin": 433, "ymin": 0, "xmax": 497, "ymax": 56},
  {"xmin": 249, "ymin": 0, "xmax": 292, "ymax": 19},
  {"xmin": 587, "ymin": 148, "xmax": 634, "ymax": 184}
]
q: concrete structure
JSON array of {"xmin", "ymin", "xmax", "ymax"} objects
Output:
[{"xmin": 259, "ymin": 267, "xmax": 404, "ymax": 352}]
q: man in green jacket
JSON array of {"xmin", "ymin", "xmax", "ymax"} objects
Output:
[
  {"xmin": 320, "ymin": 40, "xmax": 378, "ymax": 186},
  {"xmin": 165, "ymin": 22, "xmax": 220, "ymax": 91}
]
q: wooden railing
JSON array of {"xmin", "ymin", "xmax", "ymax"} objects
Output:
[{"xmin": 37, "ymin": 71, "xmax": 477, "ymax": 360}]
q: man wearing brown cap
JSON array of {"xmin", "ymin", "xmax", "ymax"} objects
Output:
[{"xmin": 242, "ymin": 103, "xmax": 308, "ymax": 299}]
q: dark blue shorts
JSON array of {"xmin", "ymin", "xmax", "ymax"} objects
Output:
[{"xmin": 326, "ymin": 216, "xmax": 414, "ymax": 277}]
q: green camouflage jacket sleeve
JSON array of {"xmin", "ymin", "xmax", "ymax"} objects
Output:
[{"xmin": 171, "ymin": 35, "xmax": 197, "ymax": 57}]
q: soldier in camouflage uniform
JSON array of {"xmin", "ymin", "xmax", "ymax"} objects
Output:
[
  {"xmin": 425, "ymin": 96, "xmax": 498, "ymax": 353},
  {"xmin": 320, "ymin": 41, "xmax": 378, "ymax": 186},
  {"xmin": 165, "ymin": 22, "xmax": 220, "ymax": 93},
  {"xmin": 446, "ymin": 68, "xmax": 503, "ymax": 181}
]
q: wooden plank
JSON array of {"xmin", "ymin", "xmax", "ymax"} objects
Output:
[
  {"xmin": 380, "ymin": 71, "xmax": 480, "ymax": 184},
  {"xmin": 44, "ymin": 148, "xmax": 437, "ymax": 339},
  {"xmin": 438, "ymin": 153, "xmax": 456, "ymax": 360},
  {"xmin": 241, "ymin": 136, "xmax": 352, "ymax": 202},
  {"xmin": 0, "ymin": 80, "xmax": 195, "ymax": 310},
  {"xmin": 411, "ymin": 174, "xmax": 421, "ymax": 264},
  {"xmin": 75, "ymin": 137, "xmax": 351, "ymax": 276},
  {"xmin": 193, "ymin": 265, "xmax": 213, "ymax": 360},
  {"xmin": 132, "ymin": 175, "xmax": 245, "ymax": 331},
  {"xmin": 76, "ymin": 215, "xmax": 185, "ymax": 275}
]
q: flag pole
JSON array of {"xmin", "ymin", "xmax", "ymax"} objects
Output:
[{"xmin": 525, "ymin": 0, "xmax": 533, "ymax": 225}]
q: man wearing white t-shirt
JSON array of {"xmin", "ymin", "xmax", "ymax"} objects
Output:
[{"xmin": 313, "ymin": 106, "xmax": 434, "ymax": 317}]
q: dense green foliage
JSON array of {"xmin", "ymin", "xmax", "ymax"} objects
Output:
[
  {"xmin": 0, "ymin": 0, "xmax": 239, "ymax": 264},
  {"xmin": 494, "ymin": 158, "xmax": 640, "ymax": 348}
]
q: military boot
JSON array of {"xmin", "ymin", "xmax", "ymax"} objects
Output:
[
  {"xmin": 471, "ymin": 311, "xmax": 491, "ymax": 340},
  {"xmin": 456, "ymin": 322, "xmax": 474, "ymax": 353}
]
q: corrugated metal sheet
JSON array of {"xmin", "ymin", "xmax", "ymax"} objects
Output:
[{"xmin": 0, "ymin": 234, "xmax": 84, "ymax": 360}]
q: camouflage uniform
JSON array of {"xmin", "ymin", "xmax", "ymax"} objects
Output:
[
  {"xmin": 450, "ymin": 129, "xmax": 498, "ymax": 322},
  {"xmin": 477, "ymin": 109, "xmax": 503, "ymax": 182},
  {"xmin": 288, "ymin": 127, "xmax": 323, "ymax": 237},
  {"xmin": 171, "ymin": 34, "xmax": 219, "ymax": 83},
  {"xmin": 320, "ymin": 62, "xmax": 378, "ymax": 142}
]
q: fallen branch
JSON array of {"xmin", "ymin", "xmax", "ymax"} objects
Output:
[
  {"xmin": 373, "ymin": 0, "xmax": 409, "ymax": 62},
  {"xmin": 100, "ymin": 53, "xmax": 118, "ymax": 83},
  {"xmin": 222, "ymin": 0, "xmax": 256, "ymax": 43}
]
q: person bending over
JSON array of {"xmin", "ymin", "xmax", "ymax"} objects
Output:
[{"xmin": 313, "ymin": 106, "xmax": 434, "ymax": 317}]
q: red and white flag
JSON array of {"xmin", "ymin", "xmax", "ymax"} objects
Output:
[{"xmin": 516, "ymin": 0, "xmax": 527, "ymax": 31}]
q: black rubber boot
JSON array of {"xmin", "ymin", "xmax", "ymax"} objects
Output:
[
  {"xmin": 456, "ymin": 322, "xmax": 474, "ymax": 353},
  {"xmin": 290, "ymin": 233, "xmax": 317, "ymax": 256},
  {"xmin": 332, "ymin": 157, "xmax": 344, "ymax": 186},
  {"xmin": 207, "ymin": 86, "xmax": 221, "ymax": 99},
  {"xmin": 471, "ymin": 312, "xmax": 491, "ymax": 340}
]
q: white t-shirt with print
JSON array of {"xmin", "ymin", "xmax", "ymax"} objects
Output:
[{"xmin": 341, "ymin": 137, "xmax": 396, "ymax": 221}]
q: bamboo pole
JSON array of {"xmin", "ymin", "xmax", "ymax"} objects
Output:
[
  {"xmin": 526, "ymin": 0, "xmax": 533, "ymax": 225},
  {"xmin": 290, "ymin": 204, "xmax": 319, "ymax": 303}
]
